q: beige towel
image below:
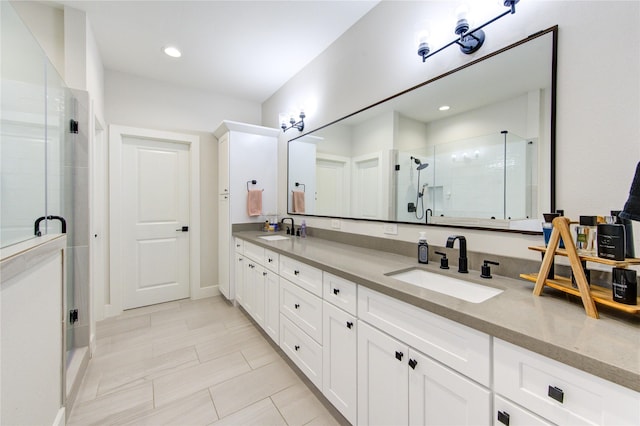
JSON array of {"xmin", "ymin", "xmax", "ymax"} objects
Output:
[
  {"xmin": 292, "ymin": 190, "xmax": 305, "ymax": 213},
  {"xmin": 247, "ymin": 190, "xmax": 262, "ymax": 216}
]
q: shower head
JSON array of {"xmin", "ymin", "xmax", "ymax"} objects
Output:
[{"xmin": 411, "ymin": 155, "xmax": 429, "ymax": 170}]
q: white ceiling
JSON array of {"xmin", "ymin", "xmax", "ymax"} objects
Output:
[{"xmin": 56, "ymin": 1, "xmax": 379, "ymax": 104}]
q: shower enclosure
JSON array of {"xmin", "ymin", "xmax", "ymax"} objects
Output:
[
  {"xmin": 1, "ymin": 0, "xmax": 90, "ymax": 409},
  {"xmin": 397, "ymin": 131, "xmax": 536, "ymax": 225}
]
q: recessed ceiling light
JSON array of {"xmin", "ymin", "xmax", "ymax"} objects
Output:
[
  {"xmin": 439, "ymin": 105, "xmax": 450, "ymax": 111},
  {"xmin": 163, "ymin": 46, "xmax": 182, "ymax": 58}
]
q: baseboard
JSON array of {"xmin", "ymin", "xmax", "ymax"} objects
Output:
[
  {"xmin": 192, "ymin": 284, "xmax": 220, "ymax": 300},
  {"xmin": 52, "ymin": 407, "xmax": 65, "ymax": 426},
  {"xmin": 90, "ymin": 333, "xmax": 96, "ymax": 357},
  {"xmin": 103, "ymin": 303, "xmax": 122, "ymax": 319}
]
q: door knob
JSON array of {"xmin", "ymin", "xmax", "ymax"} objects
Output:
[{"xmin": 176, "ymin": 226, "xmax": 189, "ymax": 232}]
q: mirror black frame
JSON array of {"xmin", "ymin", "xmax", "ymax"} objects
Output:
[{"xmin": 287, "ymin": 25, "xmax": 558, "ymax": 235}]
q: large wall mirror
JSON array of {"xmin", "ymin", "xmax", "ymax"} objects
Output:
[{"xmin": 288, "ymin": 26, "xmax": 557, "ymax": 233}]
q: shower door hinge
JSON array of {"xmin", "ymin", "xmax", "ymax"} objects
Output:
[
  {"xmin": 70, "ymin": 119, "xmax": 79, "ymax": 134},
  {"xmin": 69, "ymin": 309, "xmax": 79, "ymax": 324},
  {"xmin": 395, "ymin": 164, "xmax": 400, "ymax": 171}
]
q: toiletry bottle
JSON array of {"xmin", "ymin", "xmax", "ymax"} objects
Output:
[
  {"xmin": 576, "ymin": 216, "xmax": 597, "ymax": 255},
  {"xmin": 418, "ymin": 232, "xmax": 429, "ymax": 264},
  {"xmin": 300, "ymin": 220, "xmax": 307, "ymax": 238}
]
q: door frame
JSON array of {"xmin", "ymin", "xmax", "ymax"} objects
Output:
[{"xmin": 108, "ymin": 125, "xmax": 201, "ymax": 316}]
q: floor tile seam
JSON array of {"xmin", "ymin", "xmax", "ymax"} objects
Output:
[
  {"xmin": 96, "ymin": 356, "xmax": 200, "ymax": 397},
  {"xmin": 194, "ymin": 338, "xmax": 258, "ymax": 365},
  {"xmin": 269, "ymin": 395, "xmax": 292, "ymax": 426},
  {"xmin": 68, "ymin": 382, "xmax": 153, "ymax": 422},
  {"xmin": 150, "ymin": 351, "xmax": 252, "ymax": 409},
  {"xmin": 206, "ymin": 365, "xmax": 301, "ymax": 419},
  {"xmin": 197, "ymin": 350, "xmax": 256, "ymax": 390},
  {"xmin": 90, "ymin": 342, "xmax": 155, "ymax": 361},
  {"xmin": 95, "ymin": 316, "xmax": 153, "ymax": 337},
  {"xmin": 207, "ymin": 387, "xmax": 221, "ymax": 421}
]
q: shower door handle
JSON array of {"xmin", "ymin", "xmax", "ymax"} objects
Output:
[{"xmin": 176, "ymin": 226, "xmax": 189, "ymax": 232}]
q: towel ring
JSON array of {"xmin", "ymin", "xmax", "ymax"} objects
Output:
[
  {"xmin": 295, "ymin": 182, "xmax": 306, "ymax": 192},
  {"xmin": 247, "ymin": 179, "xmax": 262, "ymax": 192}
]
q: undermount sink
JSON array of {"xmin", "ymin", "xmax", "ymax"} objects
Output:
[
  {"xmin": 258, "ymin": 235, "xmax": 291, "ymax": 241},
  {"xmin": 386, "ymin": 268, "xmax": 503, "ymax": 303}
]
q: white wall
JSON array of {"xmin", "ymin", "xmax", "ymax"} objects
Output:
[
  {"xmin": 264, "ymin": 0, "xmax": 640, "ymax": 262},
  {"xmin": 10, "ymin": 1, "xmax": 65, "ymax": 77},
  {"xmin": 104, "ymin": 69, "xmax": 262, "ymax": 289}
]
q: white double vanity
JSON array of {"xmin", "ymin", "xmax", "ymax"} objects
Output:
[{"xmin": 230, "ymin": 232, "xmax": 639, "ymax": 426}]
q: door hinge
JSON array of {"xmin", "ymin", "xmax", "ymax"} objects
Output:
[
  {"xmin": 70, "ymin": 309, "xmax": 79, "ymax": 324},
  {"xmin": 70, "ymin": 119, "xmax": 79, "ymax": 134}
]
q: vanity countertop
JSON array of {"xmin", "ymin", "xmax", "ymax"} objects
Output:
[{"xmin": 233, "ymin": 231, "xmax": 640, "ymax": 393}]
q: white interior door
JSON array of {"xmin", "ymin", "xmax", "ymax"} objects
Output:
[
  {"xmin": 316, "ymin": 154, "xmax": 350, "ymax": 217},
  {"xmin": 121, "ymin": 137, "xmax": 190, "ymax": 309},
  {"xmin": 352, "ymin": 152, "xmax": 382, "ymax": 219}
]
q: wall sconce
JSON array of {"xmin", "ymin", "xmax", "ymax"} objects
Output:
[
  {"xmin": 418, "ymin": 0, "xmax": 520, "ymax": 62},
  {"xmin": 281, "ymin": 111, "xmax": 306, "ymax": 133}
]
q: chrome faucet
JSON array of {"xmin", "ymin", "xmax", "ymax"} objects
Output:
[
  {"xmin": 446, "ymin": 235, "xmax": 468, "ymax": 273},
  {"xmin": 281, "ymin": 217, "xmax": 295, "ymax": 235}
]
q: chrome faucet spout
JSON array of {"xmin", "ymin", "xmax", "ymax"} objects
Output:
[{"xmin": 446, "ymin": 235, "xmax": 468, "ymax": 273}]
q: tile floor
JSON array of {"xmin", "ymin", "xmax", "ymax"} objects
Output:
[{"xmin": 68, "ymin": 296, "xmax": 345, "ymax": 425}]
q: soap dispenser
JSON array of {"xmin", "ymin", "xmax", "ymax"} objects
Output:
[{"xmin": 418, "ymin": 232, "xmax": 429, "ymax": 264}]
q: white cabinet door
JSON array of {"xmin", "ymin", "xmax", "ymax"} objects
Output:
[
  {"xmin": 263, "ymin": 270, "xmax": 279, "ymax": 343},
  {"xmin": 218, "ymin": 195, "xmax": 230, "ymax": 299},
  {"xmin": 243, "ymin": 259, "xmax": 258, "ymax": 321},
  {"xmin": 323, "ymin": 301, "xmax": 357, "ymax": 425},
  {"xmin": 358, "ymin": 320, "xmax": 409, "ymax": 426},
  {"xmin": 408, "ymin": 348, "xmax": 491, "ymax": 426},
  {"xmin": 218, "ymin": 133, "xmax": 229, "ymax": 195},
  {"xmin": 234, "ymin": 253, "xmax": 244, "ymax": 305},
  {"xmin": 252, "ymin": 263, "xmax": 266, "ymax": 327}
]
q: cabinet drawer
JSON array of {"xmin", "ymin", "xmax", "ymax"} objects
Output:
[
  {"xmin": 234, "ymin": 238, "xmax": 244, "ymax": 254},
  {"xmin": 280, "ymin": 278, "xmax": 322, "ymax": 344},
  {"xmin": 280, "ymin": 314, "xmax": 322, "ymax": 390},
  {"xmin": 279, "ymin": 256, "xmax": 322, "ymax": 297},
  {"xmin": 323, "ymin": 272, "xmax": 357, "ymax": 316},
  {"xmin": 263, "ymin": 249, "xmax": 279, "ymax": 273},
  {"xmin": 358, "ymin": 286, "xmax": 491, "ymax": 387},
  {"xmin": 494, "ymin": 395, "xmax": 552, "ymax": 426},
  {"xmin": 243, "ymin": 241, "xmax": 264, "ymax": 263},
  {"xmin": 494, "ymin": 339, "xmax": 640, "ymax": 425}
]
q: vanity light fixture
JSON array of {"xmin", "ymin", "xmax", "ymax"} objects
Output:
[
  {"xmin": 281, "ymin": 111, "xmax": 306, "ymax": 133},
  {"xmin": 163, "ymin": 46, "xmax": 182, "ymax": 58},
  {"xmin": 418, "ymin": 0, "xmax": 520, "ymax": 62}
]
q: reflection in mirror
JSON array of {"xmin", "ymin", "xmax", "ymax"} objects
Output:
[{"xmin": 288, "ymin": 26, "xmax": 556, "ymax": 232}]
